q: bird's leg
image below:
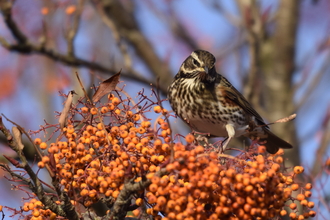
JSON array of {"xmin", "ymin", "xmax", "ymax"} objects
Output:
[
  {"xmin": 195, "ymin": 134, "xmax": 209, "ymax": 144},
  {"xmin": 219, "ymin": 124, "xmax": 236, "ymax": 152}
]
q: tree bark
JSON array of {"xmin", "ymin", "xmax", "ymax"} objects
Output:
[{"xmin": 263, "ymin": 0, "xmax": 300, "ymax": 165}]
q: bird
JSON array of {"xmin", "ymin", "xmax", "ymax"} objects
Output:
[{"xmin": 167, "ymin": 50, "xmax": 293, "ymax": 154}]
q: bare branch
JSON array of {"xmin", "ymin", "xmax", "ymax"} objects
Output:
[
  {"xmin": 97, "ymin": 0, "xmax": 173, "ymax": 93},
  {"xmin": 0, "ymin": 0, "xmax": 156, "ymax": 92},
  {"xmin": 312, "ymin": 109, "xmax": 330, "ymax": 176},
  {"xmin": 295, "ymin": 54, "xmax": 330, "ymax": 111},
  {"xmin": 236, "ymin": 0, "xmax": 266, "ymax": 116},
  {"xmin": 109, "ymin": 168, "xmax": 167, "ymax": 220},
  {"xmin": 0, "ymin": 0, "xmax": 27, "ymax": 44},
  {"xmin": 66, "ymin": 0, "xmax": 85, "ymax": 57},
  {"xmin": 0, "ymin": 116, "xmax": 79, "ymax": 220}
]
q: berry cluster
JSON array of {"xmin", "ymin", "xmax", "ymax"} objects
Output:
[
  {"xmin": 8, "ymin": 88, "xmax": 315, "ymax": 219},
  {"xmin": 145, "ymin": 144, "xmax": 315, "ymax": 220},
  {"xmin": 21, "ymin": 199, "xmax": 57, "ymax": 220}
]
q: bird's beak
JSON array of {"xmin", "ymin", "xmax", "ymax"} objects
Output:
[{"xmin": 204, "ymin": 66, "xmax": 209, "ymax": 74}]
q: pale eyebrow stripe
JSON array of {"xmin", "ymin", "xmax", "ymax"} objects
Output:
[{"xmin": 191, "ymin": 52, "xmax": 202, "ymax": 64}]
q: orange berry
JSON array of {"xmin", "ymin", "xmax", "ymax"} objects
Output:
[
  {"xmin": 162, "ymin": 109, "xmax": 168, "ymax": 115},
  {"xmin": 111, "ymin": 126, "xmax": 119, "ymax": 134},
  {"xmin": 112, "ymin": 97, "xmax": 120, "ymax": 106},
  {"xmin": 145, "ymin": 208, "xmax": 153, "ymax": 216},
  {"xmin": 34, "ymin": 138, "xmax": 42, "ymax": 145},
  {"xmin": 296, "ymin": 194, "xmax": 305, "ymax": 201},
  {"xmin": 154, "ymin": 106, "xmax": 162, "ymax": 113},
  {"xmin": 121, "ymin": 152, "xmax": 129, "ymax": 160},
  {"xmin": 81, "ymin": 106, "xmax": 89, "ymax": 113},
  {"xmin": 286, "ymin": 176, "xmax": 293, "ymax": 185},
  {"xmin": 305, "ymin": 183, "xmax": 312, "ymax": 190},
  {"xmin": 276, "ymin": 148, "xmax": 284, "ymax": 155},
  {"xmin": 32, "ymin": 210, "xmax": 40, "ymax": 217},
  {"xmin": 112, "ymin": 190, "xmax": 120, "ymax": 198},
  {"xmin": 309, "ymin": 210, "xmax": 316, "ymax": 217},
  {"xmin": 137, "ymin": 127, "xmax": 145, "ymax": 134},
  {"xmin": 297, "ymin": 214, "xmax": 304, "ymax": 220},
  {"xmin": 257, "ymin": 145, "xmax": 266, "ymax": 153},
  {"xmin": 275, "ymin": 156, "xmax": 283, "ymax": 163},
  {"xmin": 150, "ymin": 155, "xmax": 158, "ymax": 163},
  {"xmin": 141, "ymin": 147, "xmax": 149, "ymax": 155},
  {"xmin": 157, "ymin": 155, "xmax": 165, "ymax": 163},
  {"xmin": 90, "ymin": 107, "xmax": 98, "ymax": 115},
  {"xmin": 133, "ymin": 114, "xmax": 140, "ymax": 121},
  {"xmin": 80, "ymin": 189, "xmax": 89, "ymax": 196},
  {"xmin": 135, "ymin": 198, "xmax": 143, "ymax": 206},
  {"xmin": 293, "ymin": 166, "xmax": 304, "ymax": 174},
  {"xmin": 149, "ymin": 165, "xmax": 157, "ymax": 172},
  {"xmin": 307, "ymin": 201, "xmax": 314, "ymax": 208},
  {"xmin": 41, "ymin": 7, "xmax": 49, "ymax": 15},
  {"xmin": 126, "ymin": 111, "xmax": 134, "ymax": 118},
  {"xmin": 162, "ymin": 143, "xmax": 170, "ymax": 152},
  {"xmin": 101, "ymin": 107, "xmax": 108, "ymax": 114},
  {"xmin": 289, "ymin": 212, "xmax": 297, "ymax": 219},
  {"xmin": 289, "ymin": 202, "xmax": 297, "ymax": 210},
  {"xmin": 108, "ymin": 103, "xmax": 115, "ymax": 110},
  {"xmin": 108, "ymin": 93, "xmax": 115, "ymax": 100},
  {"xmin": 148, "ymin": 195, "xmax": 157, "ymax": 204},
  {"xmin": 146, "ymin": 172, "xmax": 155, "ymax": 180},
  {"xmin": 65, "ymin": 5, "xmax": 76, "ymax": 14},
  {"xmin": 120, "ymin": 130, "xmax": 128, "ymax": 138},
  {"xmin": 115, "ymin": 109, "xmax": 121, "ymax": 115},
  {"xmin": 142, "ymin": 121, "xmax": 151, "ymax": 128},
  {"xmin": 185, "ymin": 134, "xmax": 195, "ymax": 144},
  {"xmin": 113, "ymin": 144, "xmax": 120, "ymax": 152},
  {"xmin": 132, "ymin": 209, "xmax": 140, "ymax": 217},
  {"xmin": 96, "ymin": 123, "xmax": 103, "ymax": 131},
  {"xmin": 40, "ymin": 142, "xmax": 48, "ymax": 150},
  {"xmin": 37, "ymin": 161, "xmax": 45, "ymax": 168},
  {"xmin": 89, "ymin": 189, "xmax": 97, "ymax": 198},
  {"xmin": 90, "ymin": 160, "xmax": 100, "ymax": 169},
  {"xmin": 271, "ymin": 163, "xmax": 280, "ymax": 172},
  {"xmin": 280, "ymin": 210, "xmax": 287, "ymax": 216},
  {"xmin": 166, "ymin": 163, "xmax": 175, "ymax": 172},
  {"xmin": 304, "ymin": 191, "xmax": 312, "ymax": 198},
  {"xmin": 300, "ymin": 199, "xmax": 308, "ymax": 206},
  {"xmin": 156, "ymin": 196, "xmax": 166, "ymax": 206},
  {"xmin": 160, "ymin": 122, "xmax": 169, "ymax": 130}
]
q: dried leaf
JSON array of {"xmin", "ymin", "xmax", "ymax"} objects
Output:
[
  {"xmin": 3, "ymin": 155, "xmax": 20, "ymax": 167},
  {"xmin": 48, "ymin": 153, "xmax": 56, "ymax": 172},
  {"xmin": 92, "ymin": 71, "xmax": 121, "ymax": 103},
  {"xmin": 12, "ymin": 126, "xmax": 24, "ymax": 151},
  {"xmin": 59, "ymin": 91, "xmax": 75, "ymax": 130}
]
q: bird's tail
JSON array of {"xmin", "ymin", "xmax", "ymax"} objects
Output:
[{"xmin": 261, "ymin": 128, "xmax": 293, "ymax": 154}]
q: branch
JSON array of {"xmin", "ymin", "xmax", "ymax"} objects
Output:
[
  {"xmin": 144, "ymin": 0, "xmax": 199, "ymax": 49},
  {"xmin": 0, "ymin": 0, "xmax": 27, "ymax": 44},
  {"xmin": 311, "ymin": 108, "xmax": 330, "ymax": 176},
  {"xmin": 236, "ymin": 0, "xmax": 266, "ymax": 116},
  {"xmin": 109, "ymin": 168, "xmax": 167, "ymax": 220},
  {"xmin": 97, "ymin": 0, "xmax": 173, "ymax": 93},
  {"xmin": 0, "ymin": 0, "xmax": 156, "ymax": 92},
  {"xmin": 294, "ymin": 53, "xmax": 330, "ymax": 111},
  {"xmin": 0, "ymin": 116, "xmax": 79, "ymax": 220},
  {"xmin": 66, "ymin": 0, "xmax": 85, "ymax": 57}
]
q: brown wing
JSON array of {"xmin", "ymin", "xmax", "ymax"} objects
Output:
[{"xmin": 219, "ymin": 75, "xmax": 268, "ymax": 128}]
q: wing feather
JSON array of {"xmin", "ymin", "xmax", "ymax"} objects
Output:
[{"xmin": 219, "ymin": 75, "xmax": 268, "ymax": 128}]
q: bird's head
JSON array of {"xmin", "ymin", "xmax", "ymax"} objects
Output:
[{"xmin": 177, "ymin": 50, "xmax": 217, "ymax": 83}]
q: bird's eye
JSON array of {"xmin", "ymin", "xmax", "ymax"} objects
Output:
[{"xmin": 192, "ymin": 59, "xmax": 199, "ymax": 66}]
